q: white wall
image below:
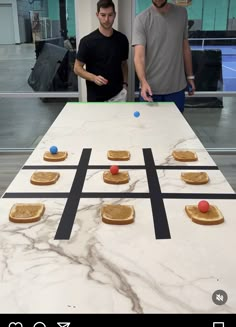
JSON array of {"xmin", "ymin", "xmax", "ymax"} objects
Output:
[
  {"xmin": 0, "ymin": 0, "xmax": 20, "ymax": 44},
  {"xmin": 117, "ymin": 0, "xmax": 135, "ymax": 101}
]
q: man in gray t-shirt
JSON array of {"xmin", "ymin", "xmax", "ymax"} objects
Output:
[{"xmin": 132, "ymin": 0, "xmax": 195, "ymax": 112}]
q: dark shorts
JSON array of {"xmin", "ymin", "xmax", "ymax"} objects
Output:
[{"xmin": 139, "ymin": 89, "xmax": 185, "ymax": 113}]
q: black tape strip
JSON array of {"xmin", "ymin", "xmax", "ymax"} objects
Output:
[
  {"xmin": 23, "ymin": 165, "xmax": 145, "ymax": 170},
  {"xmin": 54, "ymin": 149, "xmax": 91, "ymax": 240},
  {"xmin": 3, "ymin": 193, "xmax": 69, "ymax": 198},
  {"xmin": 3, "ymin": 192, "xmax": 236, "ymax": 200},
  {"xmin": 23, "ymin": 166, "xmax": 78, "ymax": 170},
  {"xmin": 88, "ymin": 165, "xmax": 144, "ymax": 169},
  {"xmin": 23, "ymin": 165, "xmax": 219, "ymax": 171},
  {"xmin": 4, "ymin": 192, "xmax": 235, "ymax": 200},
  {"xmin": 3, "ymin": 192, "xmax": 149, "ymax": 199},
  {"xmin": 90, "ymin": 165, "xmax": 219, "ymax": 170},
  {"xmin": 156, "ymin": 166, "xmax": 219, "ymax": 170},
  {"xmin": 143, "ymin": 149, "xmax": 171, "ymax": 239},
  {"xmin": 81, "ymin": 192, "xmax": 150, "ymax": 198},
  {"xmin": 163, "ymin": 193, "xmax": 236, "ymax": 199}
]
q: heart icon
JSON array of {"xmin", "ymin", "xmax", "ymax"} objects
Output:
[{"xmin": 8, "ymin": 323, "xmax": 23, "ymax": 327}]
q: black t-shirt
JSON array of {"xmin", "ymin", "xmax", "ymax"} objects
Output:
[{"xmin": 76, "ymin": 29, "xmax": 129, "ymax": 102}]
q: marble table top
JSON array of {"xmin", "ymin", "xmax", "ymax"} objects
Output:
[{"xmin": 0, "ymin": 102, "xmax": 236, "ymax": 313}]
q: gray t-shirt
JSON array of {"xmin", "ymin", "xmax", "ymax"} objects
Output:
[{"xmin": 132, "ymin": 4, "xmax": 188, "ymax": 94}]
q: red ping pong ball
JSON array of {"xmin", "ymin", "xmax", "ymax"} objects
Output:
[
  {"xmin": 198, "ymin": 200, "xmax": 210, "ymax": 213},
  {"xmin": 110, "ymin": 165, "xmax": 119, "ymax": 175}
]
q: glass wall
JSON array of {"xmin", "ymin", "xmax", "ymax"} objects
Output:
[
  {"xmin": 0, "ymin": 0, "xmax": 77, "ymax": 94},
  {"xmin": 136, "ymin": 0, "xmax": 236, "ymax": 31},
  {"xmin": 0, "ymin": 0, "xmax": 78, "ymax": 151},
  {"xmin": 0, "ymin": 0, "xmax": 236, "ymax": 153},
  {"xmin": 134, "ymin": 0, "xmax": 236, "ymax": 108}
]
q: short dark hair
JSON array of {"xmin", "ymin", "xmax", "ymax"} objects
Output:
[{"xmin": 97, "ymin": 0, "xmax": 115, "ymax": 13}]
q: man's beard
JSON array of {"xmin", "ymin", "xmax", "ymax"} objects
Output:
[{"xmin": 152, "ymin": 0, "xmax": 168, "ymax": 9}]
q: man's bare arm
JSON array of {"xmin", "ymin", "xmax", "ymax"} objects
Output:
[
  {"xmin": 134, "ymin": 45, "xmax": 147, "ymax": 85},
  {"xmin": 183, "ymin": 39, "xmax": 193, "ymax": 77},
  {"xmin": 74, "ymin": 59, "xmax": 95, "ymax": 82},
  {"xmin": 183, "ymin": 39, "xmax": 195, "ymax": 94},
  {"xmin": 74, "ymin": 59, "xmax": 108, "ymax": 85},
  {"xmin": 121, "ymin": 60, "xmax": 128, "ymax": 87},
  {"xmin": 134, "ymin": 45, "xmax": 152, "ymax": 101}
]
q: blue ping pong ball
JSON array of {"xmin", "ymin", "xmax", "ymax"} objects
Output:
[
  {"xmin": 50, "ymin": 146, "xmax": 58, "ymax": 154},
  {"xmin": 134, "ymin": 111, "xmax": 140, "ymax": 118}
]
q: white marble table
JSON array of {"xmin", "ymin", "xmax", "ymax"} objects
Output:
[{"xmin": 0, "ymin": 102, "xmax": 236, "ymax": 313}]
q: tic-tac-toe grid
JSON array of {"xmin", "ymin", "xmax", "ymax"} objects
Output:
[{"xmin": 3, "ymin": 148, "xmax": 236, "ymax": 241}]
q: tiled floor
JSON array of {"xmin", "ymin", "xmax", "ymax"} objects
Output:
[
  {"xmin": 0, "ymin": 153, "xmax": 29, "ymax": 196},
  {"xmin": 0, "ymin": 44, "xmax": 236, "ymax": 193}
]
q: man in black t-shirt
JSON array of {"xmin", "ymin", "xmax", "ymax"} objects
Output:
[{"xmin": 74, "ymin": 0, "xmax": 129, "ymax": 102}]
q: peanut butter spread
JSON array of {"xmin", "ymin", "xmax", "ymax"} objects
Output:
[
  {"xmin": 173, "ymin": 150, "xmax": 196, "ymax": 160},
  {"xmin": 11, "ymin": 204, "xmax": 44, "ymax": 218},
  {"xmin": 103, "ymin": 171, "xmax": 129, "ymax": 184},
  {"xmin": 31, "ymin": 172, "xmax": 59, "ymax": 182},
  {"xmin": 44, "ymin": 151, "xmax": 66, "ymax": 159},
  {"xmin": 102, "ymin": 205, "xmax": 132, "ymax": 220},
  {"xmin": 188, "ymin": 205, "xmax": 219, "ymax": 219},
  {"xmin": 107, "ymin": 150, "xmax": 130, "ymax": 160},
  {"xmin": 181, "ymin": 172, "xmax": 209, "ymax": 184}
]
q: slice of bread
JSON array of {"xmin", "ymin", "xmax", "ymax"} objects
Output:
[
  {"xmin": 30, "ymin": 171, "xmax": 60, "ymax": 185},
  {"xmin": 185, "ymin": 205, "xmax": 224, "ymax": 225},
  {"xmin": 101, "ymin": 204, "xmax": 135, "ymax": 225},
  {"xmin": 9, "ymin": 203, "xmax": 45, "ymax": 223},
  {"xmin": 103, "ymin": 171, "xmax": 129, "ymax": 184},
  {"xmin": 181, "ymin": 172, "xmax": 209, "ymax": 185},
  {"xmin": 43, "ymin": 151, "xmax": 68, "ymax": 162},
  {"xmin": 107, "ymin": 150, "xmax": 130, "ymax": 161},
  {"xmin": 172, "ymin": 150, "xmax": 198, "ymax": 162}
]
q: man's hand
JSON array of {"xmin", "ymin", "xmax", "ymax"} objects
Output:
[
  {"xmin": 187, "ymin": 80, "xmax": 195, "ymax": 96},
  {"xmin": 122, "ymin": 83, "xmax": 128, "ymax": 91},
  {"xmin": 94, "ymin": 75, "xmax": 108, "ymax": 86},
  {"xmin": 141, "ymin": 81, "xmax": 153, "ymax": 102}
]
